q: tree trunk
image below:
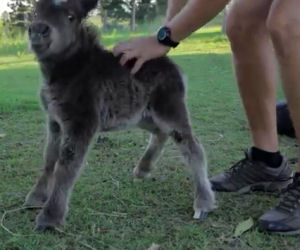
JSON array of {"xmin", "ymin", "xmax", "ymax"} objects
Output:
[
  {"xmin": 4, "ymin": 21, "xmax": 10, "ymax": 38},
  {"xmin": 99, "ymin": 4, "xmax": 108, "ymax": 31},
  {"xmin": 130, "ymin": 0, "xmax": 136, "ymax": 31}
]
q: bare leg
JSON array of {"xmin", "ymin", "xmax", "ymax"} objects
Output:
[
  {"xmin": 268, "ymin": 0, "xmax": 300, "ymax": 172},
  {"xmin": 35, "ymin": 126, "xmax": 95, "ymax": 231},
  {"xmin": 25, "ymin": 120, "xmax": 61, "ymax": 207},
  {"xmin": 258, "ymin": 2, "xmax": 300, "ymax": 233},
  {"xmin": 133, "ymin": 132, "xmax": 168, "ymax": 178},
  {"xmin": 226, "ymin": 0, "xmax": 278, "ymax": 152}
]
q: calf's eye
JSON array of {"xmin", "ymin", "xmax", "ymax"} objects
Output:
[{"xmin": 68, "ymin": 14, "xmax": 75, "ymax": 22}]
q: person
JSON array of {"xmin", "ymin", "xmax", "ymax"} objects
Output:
[{"xmin": 113, "ymin": 0, "xmax": 300, "ymax": 235}]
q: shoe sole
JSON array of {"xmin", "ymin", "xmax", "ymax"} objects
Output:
[
  {"xmin": 260, "ymin": 228, "xmax": 300, "ymax": 236},
  {"xmin": 212, "ymin": 179, "xmax": 293, "ymax": 194},
  {"xmin": 274, "ymin": 229, "xmax": 300, "ymax": 235}
]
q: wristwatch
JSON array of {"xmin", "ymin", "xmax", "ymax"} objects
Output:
[{"xmin": 157, "ymin": 26, "xmax": 179, "ymax": 48}]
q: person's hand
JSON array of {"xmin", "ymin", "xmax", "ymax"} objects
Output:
[{"xmin": 113, "ymin": 35, "xmax": 170, "ymax": 74}]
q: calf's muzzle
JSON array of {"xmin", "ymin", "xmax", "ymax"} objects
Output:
[{"xmin": 29, "ymin": 22, "xmax": 51, "ymax": 45}]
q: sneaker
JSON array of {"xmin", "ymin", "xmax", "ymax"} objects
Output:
[
  {"xmin": 210, "ymin": 150, "xmax": 293, "ymax": 193},
  {"xmin": 259, "ymin": 174, "xmax": 300, "ymax": 235}
]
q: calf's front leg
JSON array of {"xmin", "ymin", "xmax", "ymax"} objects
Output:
[
  {"xmin": 25, "ymin": 120, "xmax": 61, "ymax": 207},
  {"xmin": 36, "ymin": 126, "xmax": 95, "ymax": 232}
]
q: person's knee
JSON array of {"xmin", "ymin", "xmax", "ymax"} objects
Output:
[
  {"xmin": 226, "ymin": 10, "xmax": 266, "ymax": 48},
  {"xmin": 267, "ymin": 11, "xmax": 300, "ymax": 57}
]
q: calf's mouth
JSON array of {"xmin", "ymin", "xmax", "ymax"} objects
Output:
[{"xmin": 28, "ymin": 22, "xmax": 52, "ymax": 55}]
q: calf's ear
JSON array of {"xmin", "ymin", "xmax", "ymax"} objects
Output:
[{"xmin": 78, "ymin": 0, "xmax": 99, "ymax": 16}]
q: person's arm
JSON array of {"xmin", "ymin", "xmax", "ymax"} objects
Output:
[
  {"xmin": 168, "ymin": 0, "xmax": 229, "ymax": 42},
  {"xmin": 113, "ymin": 0, "xmax": 229, "ymax": 74},
  {"xmin": 166, "ymin": 0, "xmax": 188, "ymax": 22}
]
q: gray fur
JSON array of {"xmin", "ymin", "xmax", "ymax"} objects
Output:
[{"xmin": 25, "ymin": 0, "xmax": 215, "ymax": 231}]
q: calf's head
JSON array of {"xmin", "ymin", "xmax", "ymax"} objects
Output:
[{"xmin": 28, "ymin": 0, "xmax": 98, "ymax": 61}]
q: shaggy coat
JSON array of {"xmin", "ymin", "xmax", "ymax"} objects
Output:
[{"xmin": 25, "ymin": 0, "xmax": 215, "ymax": 231}]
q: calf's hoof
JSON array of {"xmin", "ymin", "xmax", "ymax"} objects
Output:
[
  {"xmin": 133, "ymin": 166, "xmax": 151, "ymax": 179},
  {"xmin": 193, "ymin": 210, "xmax": 208, "ymax": 221},
  {"xmin": 35, "ymin": 224, "xmax": 56, "ymax": 233},
  {"xmin": 193, "ymin": 189, "xmax": 217, "ymax": 221},
  {"xmin": 35, "ymin": 209, "xmax": 63, "ymax": 233}
]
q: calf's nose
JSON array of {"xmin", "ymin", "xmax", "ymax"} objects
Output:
[{"xmin": 29, "ymin": 22, "xmax": 50, "ymax": 39}]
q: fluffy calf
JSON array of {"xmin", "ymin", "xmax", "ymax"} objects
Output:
[{"xmin": 25, "ymin": 0, "xmax": 215, "ymax": 231}]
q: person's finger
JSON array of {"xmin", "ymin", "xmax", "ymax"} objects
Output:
[
  {"xmin": 119, "ymin": 51, "xmax": 137, "ymax": 66},
  {"xmin": 131, "ymin": 58, "xmax": 145, "ymax": 74},
  {"xmin": 113, "ymin": 42, "xmax": 132, "ymax": 57}
]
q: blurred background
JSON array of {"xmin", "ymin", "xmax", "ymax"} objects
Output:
[
  {"xmin": 0, "ymin": 0, "xmax": 173, "ymax": 37},
  {"xmin": 0, "ymin": 0, "xmax": 226, "ymax": 38}
]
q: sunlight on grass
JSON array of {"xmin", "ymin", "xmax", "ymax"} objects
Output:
[
  {"xmin": 0, "ymin": 55, "xmax": 36, "ymax": 71},
  {"xmin": 0, "ymin": 54, "xmax": 34, "ymax": 65},
  {"xmin": 173, "ymin": 26, "xmax": 230, "ymax": 55}
]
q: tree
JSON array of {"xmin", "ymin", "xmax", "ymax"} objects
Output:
[
  {"xmin": 98, "ymin": 0, "xmax": 158, "ymax": 30},
  {"xmin": 156, "ymin": 0, "xmax": 167, "ymax": 16},
  {"xmin": 1, "ymin": 11, "xmax": 10, "ymax": 37},
  {"xmin": 7, "ymin": 0, "xmax": 35, "ymax": 32},
  {"xmin": 130, "ymin": 0, "xmax": 136, "ymax": 31},
  {"xmin": 136, "ymin": 0, "xmax": 156, "ymax": 23},
  {"xmin": 98, "ymin": 0, "xmax": 130, "ymax": 30}
]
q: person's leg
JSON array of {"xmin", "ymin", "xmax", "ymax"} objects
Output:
[
  {"xmin": 259, "ymin": 0, "xmax": 300, "ymax": 234},
  {"xmin": 267, "ymin": 0, "xmax": 300, "ymax": 173},
  {"xmin": 227, "ymin": 0, "xmax": 278, "ymax": 152},
  {"xmin": 210, "ymin": 0, "xmax": 293, "ymax": 193}
]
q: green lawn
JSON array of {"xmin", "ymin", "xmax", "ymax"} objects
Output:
[{"xmin": 0, "ymin": 26, "xmax": 298, "ymax": 250}]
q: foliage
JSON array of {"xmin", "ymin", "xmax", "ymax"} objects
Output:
[
  {"xmin": 234, "ymin": 217, "xmax": 254, "ymax": 237},
  {"xmin": 0, "ymin": 20, "xmax": 3, "ymax": 39},
  {"xmin": 136, "ymin": 0, "xmax": 157, "ymax": 23},
  {"xmin": 2, "ymin": 0, "xmax": 162, "ymax": 34},
  {"xmin": 98, "ymin": 0, "xmax": 161, "ymax": 30},
  {"xmin": 156, "ymin": 0, "xmax": 167, "ymax": 16},
  {"xmin": 7, "ymin": 0, "xmax": 35, "ymax": 31},
  {"xmin": 99, "ymin": 0, "xmax": 130, "ymax": 21},
  {"xmin": 99, "ymin": 0, "xmax": 156, "ymax": 21}
]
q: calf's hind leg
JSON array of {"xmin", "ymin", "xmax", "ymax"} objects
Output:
[
  {"xmin": 171, "ymin": 129, "xmax": 216, "ymax": 219},
  {"xmin": 153, "ymin": 99, "xmax": 216, "ymax": 219},
  {"xmin": 25, "ymin": 120, "xmax": 61, "ymax": 207},
  {"xmin": 133, "ymin": 132, "xmax": 168, "ymax": 178}
]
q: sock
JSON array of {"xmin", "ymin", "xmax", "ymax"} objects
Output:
[
  {"xmin": 294, "ymin": 172, "xmax": 300, "ymax": 179},
  {"xmin": 251, "ymin": 147, "xmax": 283, "ymax": 168}
]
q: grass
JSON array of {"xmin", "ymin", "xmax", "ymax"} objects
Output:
[{"xmin": 0, "ymin": 23, "xmax": 299, "ymax": 250}]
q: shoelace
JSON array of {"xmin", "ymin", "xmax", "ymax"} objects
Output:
[
  {"xmin": 277, "ymin": 180, "xmax": 300, "ymax": 212},
  {"xmin": 226, "ymin": 154, "xmax": 252, "ymax": 176}
]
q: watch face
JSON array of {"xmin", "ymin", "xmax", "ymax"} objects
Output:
[{"xmin": 158, "ymin": 28, "xmax": 167, "ymax": 41}]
